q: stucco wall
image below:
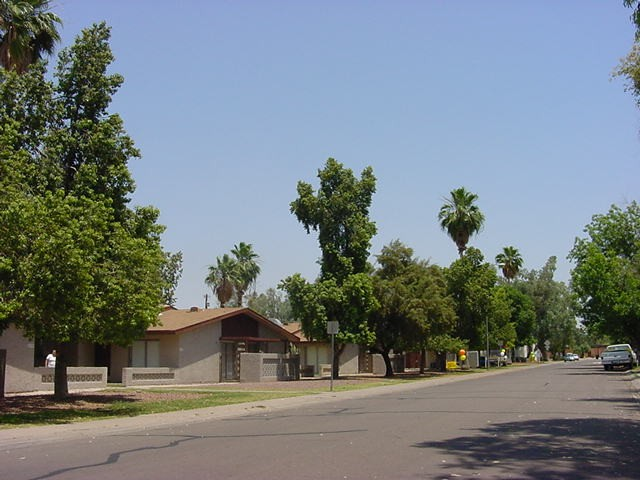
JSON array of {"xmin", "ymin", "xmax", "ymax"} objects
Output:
[
  {"xmin": 0, "ymin": 325, "xmax": 39, "ymax": 393},
  {"xmin": 176, "ymin": 322, "xmax": 221, "ymax": 384},
  {"xmin": 340, "ymin": 343, "xmax": 359, "ymax": 375},
  {"xmin": 76, "ymin": 342, "xmax": 95, "ymax": 365},
  {"xmin": 110, "ymin": 345, "xmax": 129, "ymax": 383},
  {"xmin": 300, "ymin": 343, "xmax": 360, "ymax": 376}
]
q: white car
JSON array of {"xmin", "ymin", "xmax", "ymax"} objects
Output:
[{"xmin": 563, "ymin": 353, "xmax": 579, "ymax": 362}]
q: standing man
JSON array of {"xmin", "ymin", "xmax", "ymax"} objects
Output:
[{"xmin": 45, "ymin": 349, "xmax": 57, "ymax": 368}]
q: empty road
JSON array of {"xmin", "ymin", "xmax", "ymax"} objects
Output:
[{"xmin": 2, "ymin": 360, "xmax": 639, "ymax": 479}]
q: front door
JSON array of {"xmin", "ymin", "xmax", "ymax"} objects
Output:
[{"xmin": 222, "ymin": 342, "xmax": 238, "ymax": 381}]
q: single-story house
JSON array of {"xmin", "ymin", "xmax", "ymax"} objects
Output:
[
  {"xmin": 120, "ymin": 306, "xmax": 300, "ymax": 385},
  {"xmin": 0, "ymin": 307, "xmax": 300, "ymax": 393}
]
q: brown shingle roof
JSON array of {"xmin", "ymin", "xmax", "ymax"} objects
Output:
[{"xmin": 148, "ymin": 307, "xmax": 299, "ymax": 342}]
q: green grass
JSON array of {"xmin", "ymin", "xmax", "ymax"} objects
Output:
[{"xmin": 0, "ymin": 390, "xmax": 307, "ymax": 429}]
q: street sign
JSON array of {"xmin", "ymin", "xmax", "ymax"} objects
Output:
[{"xmin": 327, "ymin": 321, "xmax": 339, "ymax": 335}]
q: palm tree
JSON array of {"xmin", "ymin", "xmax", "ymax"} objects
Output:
[
  {"xmin": 231, "ymin": 242, "xmax": 261, "ymax": 306},
  {"xmin": 438, "ymin": 187, "xmax": 485, "ymax": 257},
  {"xmin": 205, "ymin": 254, "xmax": 237, "ymax": 308},
  {"xmin": 495, "ymin": 246, "xmax": 523, "ymax": 281},
  {"xmin": 0, "ymin": 0, "xmax": 62, "ymax": 73}
]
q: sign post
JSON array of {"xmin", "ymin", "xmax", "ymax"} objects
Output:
[{"xmin": 327, "ymin": 321, "xmax": 339, "ymax": 392}]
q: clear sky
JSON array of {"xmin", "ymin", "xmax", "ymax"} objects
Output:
[{"xmin": 53, "ymin": 1, "xmax": 639, "ymax": 309}]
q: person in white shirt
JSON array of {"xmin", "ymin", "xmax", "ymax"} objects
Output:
[{"xmin": 45, "ymin": 349, "xmax": 57, "ymax": 368}]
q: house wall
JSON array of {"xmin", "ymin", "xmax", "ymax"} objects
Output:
[
  {"xmin": 340, "ymin": 343, "xmax": 359, "ymax": 375},
  {"xmin": 142, "ymin": 334, "xmax": 179, "ymax": 368},
  {"xmin": 0, "ymin": 325, "xmax": 39, "ymax": 393},
  {"xmin": 257, "ymin": 324, "xmax": 281, "ymax": 340},
  {"xmin": 110, "ymin": 345, "xmax": 129, "ymax": 383},
  {"xmin": 300, "ymin": 343, "xmax": 360, "ymax": 376},
  {"xmin": 301, "ymin": 344, "xmax": 330, "ymax": 376},
  {"xmin": 175, "ymin": 322, "xmax": 221, "ymax": 384},
  {"xmin": 76, "ymin": 342, "xmax": 95, "ymax": 365}
]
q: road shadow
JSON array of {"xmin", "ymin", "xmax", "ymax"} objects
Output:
[{"xmin": 414, "ymin": 417, "xmax": 640, "ymax": 479}]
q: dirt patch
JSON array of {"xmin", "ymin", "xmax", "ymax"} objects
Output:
[{"xmin": 0, "ymin": 390, "xmax": 205, "ymax": 415}]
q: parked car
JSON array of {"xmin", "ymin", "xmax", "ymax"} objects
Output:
[
  {"xmin": 563, "ymin": 353, "xmax": 579, "ymax": 362},
  {"xmin": 601, "ymin": 344, "xmax": 638, "ymax": 371}
]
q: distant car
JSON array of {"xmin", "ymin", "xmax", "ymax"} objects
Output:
[{"xmin": 563, "ymin": 353, "xmax": 579, "ymax": 362}]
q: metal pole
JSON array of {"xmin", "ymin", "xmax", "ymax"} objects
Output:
[
  {"xmin": 330, "ymin": 333, "xmax": 334, "ymax": 392},
  {"xmin": 486, "ymin": 318, "xmax": 490, "ymax": 370}
]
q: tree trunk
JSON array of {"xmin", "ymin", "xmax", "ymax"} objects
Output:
[
  {"xmin": 53, "ymin": 353, "xmax": 68, "ymax": 400},
  {"xmin": 332, "ymin": 343, "xmax": 345, "ymax": 379},
  {"xmin": 436, "ymin": 352, "xmax": 447, "ymax": 372},
  {"xmin": 381, "ymin": 350, "xmax": 394, "ymax": 377},
  {"xmin": 419, "ymin": 348, "xmax": 426, "ymax": 374}
]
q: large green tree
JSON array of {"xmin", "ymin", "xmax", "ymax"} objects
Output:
[
  {"xmin": 281, "ymin": 158, "xmax": 378, "ymax": 378},
  {"xmin": 247, "ymin": 288, "xmax": 293, "ymax": 324},
  {"xmin": 516, "ymin": 257, "xmax": 577, "ymax": 357},
  {"xmin": 369, "ymin": 240, "xmax": 456, "ymax": 376},
  {"xmin": 446, "ymin": 247, "xmax": 498, "ymax": 349},
  {"xmin": 160, "ymin": 251, "xmax": 183, "ymax": 307},
  {"xmin": 438, "ymin": 187, "xmax": 485, "ymax": 257},
  {"xmin": 0, "ymin": 0, "xmax": 61, "ymax": 73},
  {"xmin": 500, "ymin": 285, "xmax": 536, "ymax": 348},
  {"xmin": 569, "ymin": 202, "xmax": 640, "ymax": 346},
  {"xmin": 0, "ymin": 23, "xmax": 166, "ymax": 399}
]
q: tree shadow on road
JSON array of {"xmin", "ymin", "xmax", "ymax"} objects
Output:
[{"xmin": 414, "ymin": 417, "xmax": 640, "ymax": 479}]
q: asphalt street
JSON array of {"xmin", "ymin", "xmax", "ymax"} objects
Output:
[{"xmin": 2, "ymin": 360, "xmax": 639, "ymax": 479}]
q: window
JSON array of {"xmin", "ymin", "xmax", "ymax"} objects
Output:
[{"xmin": 131, "ymin": 340, "xmax": 160, "ymax": 367}]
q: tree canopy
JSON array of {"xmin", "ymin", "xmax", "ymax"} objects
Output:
[
  {"xmin": 281, "ymin": 158, "xmax": 378, "ymax": 377},
  {"xmin": 247, "ymin": 288, "xmax": 293, "ymax": 324},
  {"xmin": 205, "ymin": 242, "xmax": 261, "ymax": 307},
  {"xmin": 516, "ymin": 257, "xmax": 577, "ymax": 356},
  {"xmin": 369, "ymin": 240, "xmax": 456, "ymax": 376},
  {"xmin": 495, "ymin": 246, "xmax": 524, "ymax": 281},
  {"xmin": 445, "ymin": 247, "xmax": 497, "ymax": 349},
  {"xmin": 205, "ymin": 253, "xmax": 237, "ymax": 308},
  {"xmin": 0, "ymin": 0, "xmax": 61, "ymax": 73},
  {"xmin": 438, "ymin": 187, "xmax": 485, "ymax": 257},
  {"xmin": 0, "ymin": 23, "xmax": 166, "ymax": 398},
  {"xmin": 569, "ymin": 202, "xmax": 640, "ymax": 346}
]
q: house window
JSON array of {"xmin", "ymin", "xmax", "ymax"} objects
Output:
[{"xmin": 131, "ymin": 340, "xmax": 160, "ymax": 367}]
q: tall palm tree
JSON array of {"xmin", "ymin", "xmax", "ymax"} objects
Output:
[
  {"xmin": 231, "ymin": 242, "xmax": 261, "ymax": 306},
  {"xmin": 0, "ymin": 0, "xmax": 61, "ymax": 73},
  {"xmin": 438, "ymin": 187, "xmax": 485, "ymax": 257},
  {"xmin": 495, "ymin": 246, "xmax": 523, "ymax": 281},
  {"xmin": 205, "ymin": 254, "xmax": 237, "ymax": 308}
]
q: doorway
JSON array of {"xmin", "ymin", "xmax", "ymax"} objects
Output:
[{"xmin": 222, "ymin": 342, "xmax": 238, "ymax": 381}]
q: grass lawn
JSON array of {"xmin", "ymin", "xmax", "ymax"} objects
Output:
[{"xmin": 0, "ymin": 389, "xmax": 309, "ymax": 428}]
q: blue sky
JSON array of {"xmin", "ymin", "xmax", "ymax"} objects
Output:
[{"xmin": 54, "ymin": 1, "xmax": 639, "ymax": 309}]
